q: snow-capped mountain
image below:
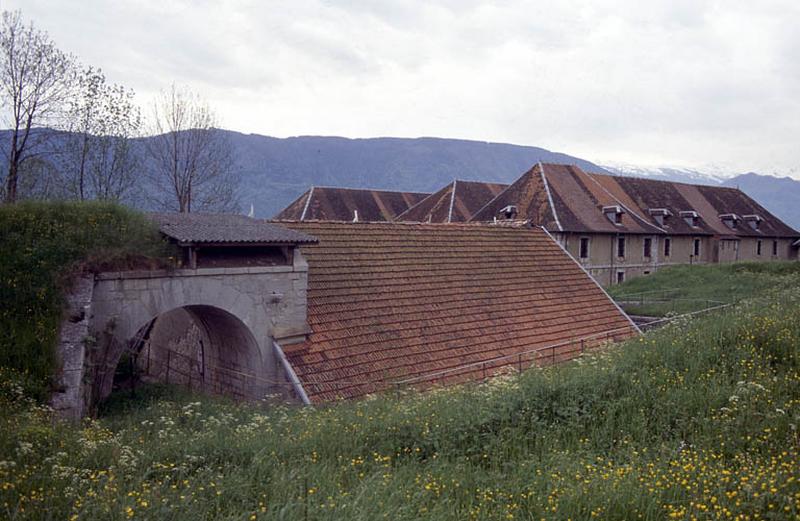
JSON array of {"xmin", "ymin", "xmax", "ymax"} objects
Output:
[
  {"xmin": 600, "ymin": 162, "xmax": 735, "ymax": 185},
  {"xmin": 600, "ymin": 162, "xmax": 800, "ymax": 230}
]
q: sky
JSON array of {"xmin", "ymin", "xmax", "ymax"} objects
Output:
[{"xmin": 5, "ymin": 0, "xmax": 800, "ymax": 177}]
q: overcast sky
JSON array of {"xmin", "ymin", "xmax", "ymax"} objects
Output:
[{"xmin": 6, "ymin": 0, "xmax": 800, "ymax": 176}]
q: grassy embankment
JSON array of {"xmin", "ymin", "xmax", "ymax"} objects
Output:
[
  {"xmin": 607, "ymin": 262, "xmax": 800, "ymax": 316},
  {"xmin": 0, "ymin": 201, "xmax": 170, "ymax": 398},
  {"xmin": 1, "ymin": 235, "xmax": 799, "ymax": 520}
]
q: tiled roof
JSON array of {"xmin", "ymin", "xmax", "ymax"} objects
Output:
[
  {"xmin": 470, "ymin": 163, "xmax": 797, "ymax": 238},
  {"xmin": 273, "ymin": 186, "xmax": 430, "ymax": 222},
  {"xmin": 470, "ymin": 163, "xmax": 662, "ymax": 234},
  {"xmin": 396, "ymin": 180, "xmax": 508, "ymax": 223},
  {"xmin": 592, "ymin": 175, "xmax": 798, "ymax": 238},
  {"xmin": 148, "ymin": 213, "xmax": 317, "ymax": 244},
  {"xmin": 589, "ymin": 175, "xmax": 718, "ymax": 236},
  {"xmin": 279, "ymin": 221, "xmax": 638, "ymax": 402}
]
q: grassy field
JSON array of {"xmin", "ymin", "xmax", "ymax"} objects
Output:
[
  {"xmin": 0, "ymin": 202, "xmax": 170, "ymax": 396},
  {"xmin": 1, "ymin": 264, "xmax": 799, "ymax": 519},
  {"xmin": 607, "ymin": 262, "xmax": 800, "ymax": 316}
]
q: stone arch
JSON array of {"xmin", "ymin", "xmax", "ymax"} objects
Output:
[
  {"xmin": 88, "ymin": 272, "xmax": 280, "ymax": 409},
  {"xmin": 126, "ymin": 305, "xmax": 264, "ymax": 400}
]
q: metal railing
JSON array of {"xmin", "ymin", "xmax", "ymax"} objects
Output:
[{"xmin": 116, "ymin": 295, "xmax": 733, "ymax": 405}]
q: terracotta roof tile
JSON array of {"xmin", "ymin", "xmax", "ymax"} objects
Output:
[{"xmin": 279, "ymin": 221, "xmax": 637, "ymax": 402}]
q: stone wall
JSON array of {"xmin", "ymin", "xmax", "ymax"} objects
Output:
[
  {"xmin": 50, "ymin": 276, "xmax": 94, "ymax": 420},
  {"xmin": 53, "ymin": 251, "xmax": 311, "ymax": 419}
]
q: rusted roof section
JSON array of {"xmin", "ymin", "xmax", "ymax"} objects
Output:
[
  {"xmin": 396, "ymin": 180, "xmax": 508, "ymax": 223},
  {"xmin": 470, "ymin": 163, "xmax": 659, "ymax": 233},
  {"xmin": 589, "ymin": 175, "xmax": 716, "ymax": 236},
  {"xmin": 273, "ymin": 186, "xmax": 429, "ymax": 222},
  {"xmin": 591, "ymin": 175, "xmax": 798, "ymax": 238},
  {"xmin": 279, "ymin": 221, "xmax": 638, "ymax": 403},
  {"xmin": 694, "ymin": 184, "xmax": 798, "ymax": 237},
  {"xmin": 148, "ymin": 213, "xmax": 318, "ymax": 245},
  {"xmin": 469, "ymin": 164, "xmax": 557, "ymax": 227}
]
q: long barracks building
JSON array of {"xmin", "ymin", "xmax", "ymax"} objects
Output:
[{"xmin": 276, "ymin": 163, "xmax": 799, "ymax": 286}]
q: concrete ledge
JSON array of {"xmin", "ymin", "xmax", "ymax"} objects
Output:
[
  {"xmin": 273, "ymin": 323, "xmax": 312, "ymax": 342},
  {"xmin": 97, "ymin": 265, "xmax": 299, "ymax": 280}
]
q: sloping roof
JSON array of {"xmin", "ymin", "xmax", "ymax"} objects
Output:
[
  {"xmin": 470, "ymin": 163, "xmax": 662, "ymax": 234},
  {"xmin": 396, "ymin": 180, "xmax": 508, "ymax": 223},
  {"xmin": 148, "ymin": 213, "xmax": 317, "ymax": 245},
  {"xmin": 589, "ymin": 175, "xmax": 718, "ymax": 236},
  {"xmin": 693, "ymin": 184, "xmax": 797, "ymax": 237},
  {"xmin": 469, "ymin": 163, "xmax": 797, "ymax": 238},
  {"xmin": 590, "ymin": 175, "xmax": 798, "ymax": 238},
  {"xmin": 273, "ymin": 186, "xmax": 430, "ymax": 222},
  {"xmin": 278, "ymin": 221, "xmax": 638, "ymax": 402}
]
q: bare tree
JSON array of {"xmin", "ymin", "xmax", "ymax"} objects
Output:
[
  {"xmin": 146, "ymin": 85, "xmax": 239, "ymax": 213},
  {"xmin": 0, "ymin": 10, "xmax": 75, "ymax": 203},
  {"xmin": 62, "ymin": 66, "xmax": 141, "ymax": 201}
]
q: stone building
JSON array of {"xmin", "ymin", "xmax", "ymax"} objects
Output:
[
  {"xmin": 56, "ymin": 214, "xmax": 640, "ymax": 415},
  {"xmin": 275, "ymin": 163, "xmax": 799, "ymax": 286},
  {"xmin": 470, "ymin": 163, "xmax": 798, "ymax": 284}
]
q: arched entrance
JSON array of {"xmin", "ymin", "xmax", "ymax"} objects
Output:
[
  {"xmin": 113, "ymin": 305, "xmax": 265, "ymax": 401},
  {"xmin": 138, "ymin": 305, "xmax": 263, "ymax": 398}
]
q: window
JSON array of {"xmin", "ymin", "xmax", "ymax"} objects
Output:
[
  {"xmin": 664, "ymin": 237, "xmax": 671, "ymax": 257},
  {"xmin": 757, "ymin": 240, "xmax": 762, "ymax": 256},
  {"xmin": 603, "ymin": 206, "xmax": 624, "ymax": 225},
  {"xmin": 643, "ymin": 237, "xmax": 652, "ymax": 258},
  {"xmin": 720, "ymin": 214, "xmax": 740, "ymax": 230},
  {"xmin": 693, "ymin": 239, "xmax": 701, "ymax": 257},
  {"xmin": 617, "ymin": 236, "xmax": 626, "ymax": 258},
  {"xmin": 773, "ymin": 240, "xmax": 778, "ymax": 256},
  {"xmin": 680, "ymin": 210, "xmax": 700, "ymax": 227},
  {"xmin": 579, "ymin": 237, "xmax": 590, "ymax": 259},
  {"xmin": 616, "ymin": 270, "xmax": 625, "ymax": 284}
]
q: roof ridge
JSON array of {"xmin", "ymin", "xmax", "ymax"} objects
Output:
[
  {"xmin": 539, "ymin": 162, "xmax": 563, "ymax": 232},
  {"xmin": 446, "ymin": 180, "xmax": 457, "ymax": 223},
  {"xmin": 310, "ymin": 185, "xmax": 431, "ymax": 195},
  {"xmin": 300, "ymin": 186, "xmax": 314, "ymax": 221},
  {"xmin": 393, "ymin": 182, "xmax": 451, "ymax": 222},
  {"xmin": 468, "ymin": 165, "xmax": 539, "ymax": 222}
]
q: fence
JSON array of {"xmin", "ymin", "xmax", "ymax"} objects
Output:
[
  {"xmin": 117, "ymin": 294, "xmax": 732, "ymax": 404},
  {"xmin": 613, "ymin": 288, "xmax": 728, "ymax": 319},
  {"xmin": 120, "ymin": 342, "xmax": 298, "ymax": 402}
]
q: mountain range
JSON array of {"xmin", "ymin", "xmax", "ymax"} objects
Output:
[
  {"xmin": 4, "ymin": 129, "xmax": 799, "ymax": 230},
  {"xmin": 228, "ymin": 133, "xmax": 800, "ymax": 231}
]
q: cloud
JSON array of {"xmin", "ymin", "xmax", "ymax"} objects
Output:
[{"xmin": 5, "ymin": 0, "xmax": 800, "ymax": 174}]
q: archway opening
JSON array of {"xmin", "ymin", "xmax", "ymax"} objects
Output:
[{"xmin": 114, "ymin": 305, "xmax": 263, "ymax": 401}]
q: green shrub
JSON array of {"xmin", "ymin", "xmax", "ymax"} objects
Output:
[{"xmin": 0, "ymin": 201, "xmax": 170, "ymax": 394}]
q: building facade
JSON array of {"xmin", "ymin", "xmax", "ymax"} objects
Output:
[{"xmin": 275, "ymin": 163, "xmax": 799, "ymax": 286}]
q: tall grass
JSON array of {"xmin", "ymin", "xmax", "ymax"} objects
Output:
[
  {"xmin": 0, "ymin": 201, "xmax": 170, "ymax": 395},
  {"xmin": 608, "ymin": 261, "xmax": 800, "ymax": 303},
  {"xmin": 1, "ymin": 283, "xmax": 798, "ymax": 519}
]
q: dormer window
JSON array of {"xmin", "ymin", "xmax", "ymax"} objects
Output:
[
  {"xmin": 743, "ymin": 214, "xmax": 762, "ymax": 231},
  {"xmin": 648, "ymin": 208, "xmax": 673, "ymax": 226},
  {"xmin": 603, "ymin": 205, "xmax": 624, "ymax": 225},
  {"xmin": 719, "ymin": 213, "xmax": 741, "ymax": 230},
  {"xmin": 679, "ymin": 210, "xmax": 700, "ymax": 228},
  {"xmin": 499, "ymin": 205, "xmax": 518, "ymax": 220}
]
